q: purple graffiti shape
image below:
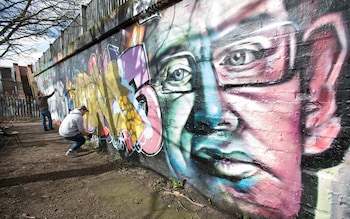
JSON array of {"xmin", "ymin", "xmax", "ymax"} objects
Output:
[
  {"xmin": 119, "ymin": 44, "xmax": 163, "ymax": 156},
  {"xmin": 120, "ymin": 44, "xmax": 149, "ymax": 88}
]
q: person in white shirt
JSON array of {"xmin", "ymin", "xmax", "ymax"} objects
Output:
[{"xmin": 59, "ymin": 105, "xmax": 89, "ymax": 156}]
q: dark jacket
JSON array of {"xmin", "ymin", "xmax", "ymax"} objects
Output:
[{"xmin": 37, "ymin": 91, "xmax": 55, "ymax": 111}]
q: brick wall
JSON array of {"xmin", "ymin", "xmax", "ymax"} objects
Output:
[{"xmin": 34, "ymin": 0, "xmax": 350, "ymax": 218}]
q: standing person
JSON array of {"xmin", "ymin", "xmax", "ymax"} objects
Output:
[
  {"xmin": 37, "ymin": 89, "xmax": 56, "ymax": 131},
  {"xmin": 59, "ymin": 105, "xmax": 89, "ymax": 156}
]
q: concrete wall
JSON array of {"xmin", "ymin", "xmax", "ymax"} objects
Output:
[{"xmin": 34, "ymin": 0, "xmax": 350, "ymax": 218}]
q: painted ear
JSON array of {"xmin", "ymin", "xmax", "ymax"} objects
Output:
[{"xmin": 303, "ymin": 13, "xmax": 348, "ymax": 155}]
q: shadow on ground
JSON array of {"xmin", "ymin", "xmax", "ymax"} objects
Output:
[{"xmin": 0, "ymin": 119, "xmax": 233, "ymax": 219}]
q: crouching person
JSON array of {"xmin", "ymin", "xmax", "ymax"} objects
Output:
[{"xmin": 59, "ymin": 106, "xmax": 89, "ymax": 156}]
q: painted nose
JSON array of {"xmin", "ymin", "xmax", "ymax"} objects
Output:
[{"xmin": 186, "ymin": 61, "xmax": 239, "ymax": 134}]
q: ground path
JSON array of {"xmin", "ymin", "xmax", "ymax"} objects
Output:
[{"xmin": 0, "ymin": 119, "xmax": 234, "ymax": 219}]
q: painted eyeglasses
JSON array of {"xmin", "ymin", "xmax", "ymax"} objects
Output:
[{"xmin": 156, "ymin": 22, "xmax": 298, "ymax": 93}]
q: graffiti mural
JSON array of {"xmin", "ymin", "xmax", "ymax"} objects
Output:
[{"xmin": 35, "ymin": 0, "xmax": 350, "ymax": 218}]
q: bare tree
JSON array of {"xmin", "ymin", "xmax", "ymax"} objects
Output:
[{"xmin": 0, "ymin": 0, "xmax": 90, "ymax": 61}]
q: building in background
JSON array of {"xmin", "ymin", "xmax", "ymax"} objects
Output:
[{"xmin": 0, "ymin": 64, "xmax": 38, "ymax": 120}]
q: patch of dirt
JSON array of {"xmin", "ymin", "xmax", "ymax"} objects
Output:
[{"xmin": 0, "ymin": 119, "xmax": 234, "ymax": 219}]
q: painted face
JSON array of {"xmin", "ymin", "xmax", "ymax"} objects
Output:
[{"xmin": 149, "ymin": 0, "xmax": 302, "ymax": 218}]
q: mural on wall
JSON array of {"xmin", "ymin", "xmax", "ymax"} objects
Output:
[{"xmin": 35, "ymin": 0, "xmax": 350, "ymax": 218}]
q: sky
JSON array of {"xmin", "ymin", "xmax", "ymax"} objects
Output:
[
  {"xmin": 0, "ymin": 36, "xmax": 54, "ymax": 68},
  {"xmin": 0, "ymin": 0, "xmax": 92, "ymax": 68}
]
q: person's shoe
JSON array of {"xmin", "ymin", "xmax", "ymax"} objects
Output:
[
  {"xmin": 50, "ymin": 128, "xmax": 55, "ymax": 130},
  {"xmin": 65, "ymin": 150, "xmax": 77, "ymax": 157},
  {"xmin": 44, "ymin": 129, "xmax": 49, "ymax": 131}
]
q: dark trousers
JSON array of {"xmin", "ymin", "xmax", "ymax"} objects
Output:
[
  {"xmin": 64, "ymin": 134, "xmax": 86, "ymax": 151},
  {"xmin": 40, "ymin": 109, "xmax": 53, "ymax": 130}
]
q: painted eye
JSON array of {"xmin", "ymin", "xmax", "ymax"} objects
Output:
[
  {"xmin": 158, "ymin": 56, "xmax": 195, "ymax": 93},
  {"xmin": 166, "ymin": 66, "xmax": 190, "ymax": 82},
  {"xmin": 212, "ymin": 39, "xmax": 281, "ymax": 85},
  {"xmin": 220, "ymin": 49, "xmax": 265, "ymax": 66}
]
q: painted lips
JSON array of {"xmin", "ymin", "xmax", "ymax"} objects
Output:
[
  {"xmin": 214, "ymin": 159, "xmax": 259, "ymax": 179},
  {"xmin": 192, "ymin": 148, "xmax": 261, "ymax": 181}
]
